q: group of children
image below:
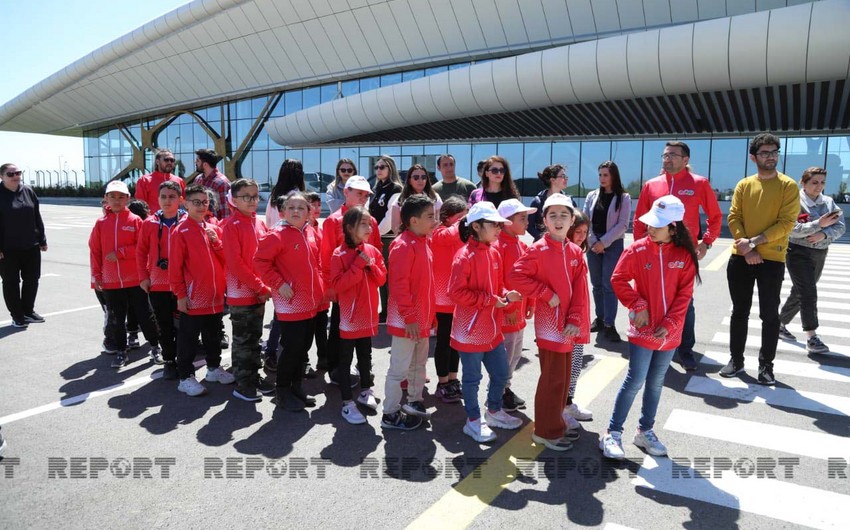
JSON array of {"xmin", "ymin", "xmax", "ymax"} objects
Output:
[{"xmin": 90, "ymin": 168, "xmax": 699, "ymax": 454}]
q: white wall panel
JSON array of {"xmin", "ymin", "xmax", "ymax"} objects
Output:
[
  {"xmin": 696, "ymin": 0, "xmax": 726, "ymax": 19},
  {"xmin": 596, "ymin": 35, "xmax": 633, "ymax": 100},
  {"xmin": 568, "ymin": 41, "xmax": 602, "ymax": 102},
  {"xmin": 375, "ymin": 86, "xmax": 405, "ymax": 125},
  {"xmin": 807, "ymin": 0, "xmax": 850, "ymax": 81},
  {"xmin": 472, "ymin": 0, "xmax": 509, "ymax": 50},
  {"xmin": 766, "ymin": 2, "xmax": 810, "ymax": 85},
  {"xmin": 566, "ymin": 0, "xmax": 597, "ymax": 36},
  {"xmin": 618, "ymin": 0, "xmax": 647, "ymax": 30},
  {"xmin": 592, "ymin": 0, "xmax": 622, "ymax": 34},
  {"xmin": 335, "ymin": 13, "xmax": 376, "ymax": 67},
  {"xmin": 409, "ymin": 77, "xmax": 444, "ymax": 120},
  {"xmin": 671, "ymin": 0, "xmax": 699, "ymax": 22},
  {"xmin": 352, "ymin": 7, "xmax": 394, "ymax": 65},
  {"xmin": 389, "ymin": 1, "xmax": 429, "ymax": 59},
  {"xmin": 369, "ymin": 2, "xmax": 412, "ymax": 63},
  {"xmin": 643, "ymin": 0, "xmax": 672, "ymax": 26},
  {"xmin": 728, "ymin": 11, "xmax": 768, "ymax": 88},
  {"xmin": 424, "ymin": 0, "xmax": 462, "ymax": 55},
  {"xmin": 727, "ymin": 0, "xmax": 756, "ymax": 16},
  {"xmin": 427, "ymin": 73, "xmax": 461, "ymax": 118},
  {"xmin": 450, "ymin": 0, "xmax": 488, "ymax": 51},
  {"xmin": 468, "ymin": 62, "xmax": 504, "ymax": 113},
  {"xmin": 446, "ymin": 68, "xmax": 482, "ymax": 116},
  {"xmin": 658, "ymin": 24, "xmax": 697, "ymax": 94},
  {"xmin": 540, "ymin": 0, "xmax": 574, "ymax": 40},
  {"xmin": 692, "ymin": 17, "xmax": 731, "ymax": 91},
  {"xmin": 491, "ymin": 57, "xmax": 525, "ymax": 108},
  {"xmin": 391, "ymin": 82, "xmax": 425, "ymax": 123},
  {"xmin": 626, "ymin": 30, "xmax": 662, "ymax": 96},
  {"xmin": 494, "ymin": 0, "xmax": 529, "ymax": 46},
  {"xmin": 517, "ymin": 0, "xmax": 550, "ymax": 43},
  {"xmin": 515, "ymin": 52, "xmax": 551, "ymax": 108},
  {"xmin": 540, "ymin": 46, "xmax": 577, "ymax": 106}
]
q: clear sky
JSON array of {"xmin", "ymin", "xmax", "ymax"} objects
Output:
[{"xmin": 0, "ymin": 0, "xmax": 188, "ymax": 181}]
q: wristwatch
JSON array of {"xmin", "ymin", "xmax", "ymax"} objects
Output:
[{"xmin": 748, "ymin": 241, "xmax": 756, "ymax": 249}]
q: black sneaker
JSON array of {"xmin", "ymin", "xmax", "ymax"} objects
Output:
[
  {"xmin": 677, "ymin": 350, "xmax": 698, "ymax": 372},
  {"xmin": 291, "ymin": 384, "xmax": 316, "ymax": 407},
  {"xmin": 590, "ymin": 317, "xmax": 604, "ymax": 333},
  {"xmin": 513, "ymin": 391, "xmax": 526, "ymax": 409},
  {"xmin": 111, "ymin": 351, "xmax": 127, "ymax": 368},
  {"xmin": 24, "ymin": 311, "xmax": 45, "ymax": 323},
  {"xmin": 806, "ymin": 335, "xmax": 830, "ymax": 354},
  {"xmin": 233, "ymin": 385, "xmax": 261, "ymax": 402},
  {"xmin": 778, "ymin": 324, "xmax": 796, "ymax": 341},
  {"xmin": 162, "ymin": 361, "xmax": 179, "ymax": 380},
  {"xmin": 502, "ymin": 389, "xmax": 519, "ymax": 412},
  {"xmin": 303, "ymin": 363, "xmax": 317, "ymax": 379},
  {"xmin": 263, "ymin": 356, "xmax": 277, "ymax": 373},
  {"xmin": 128, "ymin": 333, "xmax": 141, "ymax": 349},
  {"xmin": 220, "ymin": 332, "xmax": 229, "ymax": 350},
  {"xmin": 10, "ymin": 319, "xmax": 28, "ymax": 329},
  {"xmin": 149, "ymin": 346, "xmax": 164, "ymax": 365},
  {"xmin": 275, "ymin": 388, "xmax": 305, "ymax": 411},
  {"xmin": 381, "ymin": 411, "xmax": 423, "ymax": 430},
  {"xmin": 719, "ymin": 359, "xmax": 744, "ymax": 378},
  {"xmin": 604, "ymin": 325, "xmax": 622, "ymax": 343},
  {"xmin": 402, "ymin": 401, "xmax": 432, "ymax": 419},
  {"xmin": 255, "ymin": 376, "xmax": 276, "ymax": 396},
  {"xmin": 757, "ymin": 365, "xmax": 776, "ymax": 386}
]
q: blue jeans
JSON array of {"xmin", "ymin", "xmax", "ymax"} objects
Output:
[
  {"xmin": 676, "ymin": 298, "xmax": 696, "ymax": 356},
  {"xmin": 587, "ymin": 238, "xmax": 624, "ymax": 326},
  {"xmin": 460, "ymin": 343, "xmax": 509, "ymax": 420},
  {"xmin": 608, "ymin": 343, "xmax": 675, "ymax": 433}
]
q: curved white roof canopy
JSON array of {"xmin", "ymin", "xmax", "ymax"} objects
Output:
[
  {"xmin": 267, "ymin": 0, "xmax": 850, "ymax": 147},
  {"xmin": 0, "ymin": 0, "xmax": 813, "ymax": 136}
]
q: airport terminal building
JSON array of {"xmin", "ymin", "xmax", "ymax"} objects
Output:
[{"xmin": 1, "ymin": 0, "xmax": 849, "ymax": 202}]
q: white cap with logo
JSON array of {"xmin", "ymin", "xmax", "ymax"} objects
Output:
[
  {"xmin": 497, "ymin": 198, "xmax": 537, "ymax": 219},
  {"xmin": 542, "ymin": 193, "xmax": 575, "ymax": 213},
  {"xmin": 638, "ymin": 195, "xmax": 685, "ymax": 228},
  {"xmin": 344, "ymin": 175, "xmax": 373, "ymax": 193},
  {"xmin": 105, "ymin": 181, "xmax": 130, "ymax": 196},
  {"xmin": 466, "ymin": 201, "xmax": 512, "ymax": 225}
]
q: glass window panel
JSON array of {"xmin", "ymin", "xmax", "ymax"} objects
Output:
[
  {"xmin": 826, "ymin": 136, "xmax": 850, "ymax": 201},
  {"xmin": 449, "ymin": 62, "xmax": 470, "ymax": 70},
  {"xmin": 234, "ymin": 119, "xmax": 253, "ymax": 148},
  {"xmin": 206, "ymin": 104, "xmax": 221, "ymax": 127},
  {"xmin": 402, "ymin": 70, "xmax": 425, "ymax": 82},
  {"xmin": 681, "ymin": 139, "xmax": 710, "ymax": 177},
  {"xmin": 520, "ymin": 142, "xmax": 550, "ymax": 196},
  {"xmin": 710, "ymin": 138, "xmax": 748, "ymax": 200},
  {"xmin": 783, "ymin": 137, "xmax": 826, "ymax": 183},
  {"xmin": 425, "ymin": 66, "xmax": 448, "ymax": 76},
  {"xmin": 579, "ymin": 141, "xmax": 610, "ymax": 196},
  {"xmin": 321, "ymin": 148, "xmax": 340, "ymax": 177},
  {"xmin": 236, "ymin": 99, "xmax": 252, "ymax": 120},
  {"xmin": 238, "ymin": 151, "xmax": 253, "ymax": 180},
  {"xmin": 641, "ymin": 140, "xmax": 668, "ymax": 181},
  {"xmin": 610, "ymin": 141, "xmax": 643, "ymax": 195},
  {"xmin": 251, "ymin": 96, "xmax": 269, "ymax": 118},
  {"xmin": 341, "ymin": 80, "xmax": 360, "ymax": 97},
  {"xmin": 286, "ymin": 149, "xmax": 303, "ymax": 165},
  {"xmin": 285, "ymin": 90, "xmax": 303, "ymax": 114},
  {"xmin": 471, "ymin": 143, "xmax": 498, "ymax": 184},
  {"xmin": 339, "ymin": 147, "xmax": 359, "ymax": 169},
  {"xmin": 380, "ymin": 73, "xmax": 402, "ymax": 87},
  {"xmin": 179, "ymin": 123, "xmax": 194, "ymax": 154},
  {"xmin": 447, "ymin": 144, "xmax": 473, "ymax": 183},
  {"xmin": 302, "ymin": 148, "xmax": 320, "ymax": 174},
  {"xmin": 302, "ymin": 87, "xmax": 320, "ymax": 109},
  {"xmin": 402, "ymin": 145, "xmax": 424, "ymax": 155},
  {"xmin": 360, "ymin": 76, "xmax": 380, "ymax": 92},
  {"xmin": 253, "ymin": 149, "xmax": 269, "ymax": 183},
  {"xmin": 321, "ymin": 83, "xmax": 338, "ymax": 103},
  {"xmin": 269, "ymin": 150, "xmax": 287, "ymax": 189},
  {"xmin": 269, "ymin": 93, "xmax": 286, "ymax": 118},
  {"xmin": 253, "ymin": 124, "xmax": 269, "ymax": 151},
  {"xmin": 498, "ymin": 143, "xmax": 524, "ymax": 193},
  {"xmin": 552, "ymin": 141, "xmax": 581, "ymax": 179}
]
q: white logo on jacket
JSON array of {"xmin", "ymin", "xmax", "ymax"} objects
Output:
[
  {"xmin": 570, "ymin": 259, "xmax": 579, "ymax": 267},
  {"xmin": 678, "ymin": 189, "xmax": 695, "ymax": 196},
  {"xmin": 668, "ymin": 261, "xmax": 686, "ymax": 269},
  {"xmin": 121, "ymin": 226, "xmax": 136, "ymax": 232}
]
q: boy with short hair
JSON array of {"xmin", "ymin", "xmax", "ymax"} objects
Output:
[
  {"xmin": 169, "ymin": 185, "xmax": 235, "ymax": 396},
  {"xmin": 381, "ymin": 194, "xmax": 437, "ymax": 431},
  {"xmin": 137, "ymin": 180, "xmax": 185, "ymax": 374},
  {"xmin": 89, "ymin": 181, "xmax": 159, "ymax": 368}
]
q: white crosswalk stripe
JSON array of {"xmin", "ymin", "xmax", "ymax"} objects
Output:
[
  {"xmin": 711, "ymin": 331, "xmax": 850, "ymax": 359},
  {"xmin": 720, "ymin": 318, "xmax": 850, "ymax": 339},
  {"xmin": 701, "ymin": 350, "xmax": 850, "ymax": 383},
  {"xmin": 684, "ymin": 376, "xmax": 850, "ymax": 416}
]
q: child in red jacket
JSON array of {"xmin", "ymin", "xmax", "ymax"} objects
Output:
[
  {"xmin": 600, "ymin": 195, "xmax": 698, "ymax": 460},
  {"xmin": 431, "ymin": 196, "xmax": 467, "ymax": 404},
  {"xmin": 306, "ymin": 192, "xmax": 328, "ymax": 377},
  {"xmin": 382, "ymin": 195, "xmax": 437, "ymax": 431},
  {"xmin": 450, "ymin": 201, "xmax": 524, "ymax": 443},
  {"xmin": 254, "ymin": 192, "xmax": 324, "ymax": 412},
  {"xmin": 510, "ymin": 194, "xmax": 590, "ymax": 451},
  {"xmin": 222, "ymin": 179, "xmax": 273, "ymax": 402},
  {"xmin": 330, "ymin": 206, "xmax": 387, "ymax": 424},
  {"xmin": 169, "ymin": 185, "xmax": 235, "ymax": 397},
  {"xmin": 136, "ymin": 180, "xmax": 185, "ymax": 378},
  {"xmin": 494, "ymin": 199, "xmax": 537, "ymax": 413},
  {"xmin": 89, "ymin": 180, "xmax": 159, "ymax": 369}
]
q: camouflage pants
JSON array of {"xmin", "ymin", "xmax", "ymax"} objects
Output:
[{"xmin": 230, "ymin": 303, "xmax": 265, "ymax": 386}]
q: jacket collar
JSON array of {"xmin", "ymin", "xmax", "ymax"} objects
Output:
[{"xmin": 800, "ymin": 189, "xmax": 824, "ymax": 207}]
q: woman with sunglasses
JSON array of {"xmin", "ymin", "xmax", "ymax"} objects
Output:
[
  {"xmin": 0, "ymin": 163, "xmax": 47, "ymax": 328},
  {"xmin": 327, "ymin": 159, "xmax": 358, "ymax": 214},
  {"xmin": 384, "ymin": 164, "xmax": 443, "ymax": 235},
  {"xmin": 370, "ymin": 155, "xmax": 403, "ymax": 235},
  {"xmin": 467, "ymin": 156, "xmax": 520, "ymax": 209},
  {"xmin": 266, "ymin": 159, "xmax": 305, "ymax": 227}
]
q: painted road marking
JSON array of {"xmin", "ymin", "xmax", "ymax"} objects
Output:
[
  {"xmin": 711, "ymin": 332, "xmax": 850, "ymax": 359},
  {"xmin": 0, "ymin": 304, "xmax": 101, "ymax": 326},
  {"xmin": 701, "ymin": 350, "xmax": 850, "ymax": 383},
  {"xmin": 720, "ymin": 318, "xmax": 850, "ymax": 339},
  {"xmin": 684, "ymin": 376, "xmax": 850, "ymax": 416},
  {"xmin": 406, "ymin": 356, "xmax": 629, "ymax": 530},
  {"xmin": 703, "ymin": 246, "xmax": 732, "ymax": 272}
]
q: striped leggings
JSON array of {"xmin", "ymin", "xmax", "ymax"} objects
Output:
[{"xmin": 568, "ymin": 344, "xmax": 583, "ymax": 402}]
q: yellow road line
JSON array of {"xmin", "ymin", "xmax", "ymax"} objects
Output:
[
  {"xmin": 406, "ymin": 355, "xmax": 629, "ymax": 530},
  {"xmin": 704, "ymin": 245, "xmax": 732, "ymax": 272}
]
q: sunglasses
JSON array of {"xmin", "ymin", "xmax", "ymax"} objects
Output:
[
  {"xmin": 4, "ymin": 170, "xmax": 23, "ymax": 177},
  {"xmin": 161, "ymin": 157, "xmax": 176, "ymax": 163},
  {"xmin": 338, "ymin": 167, "xmax": 355, "ymax": 173},
  {"xmin": 374, "ymin": 164, "xmax": 388, "ymax": 171},
  {"xmin": 487, "ymin": 167, "xmax": 506, "ymax": 175},
  {"xmin": 409, "ymin": 174, "xmax": 428, "ymax": 181}
]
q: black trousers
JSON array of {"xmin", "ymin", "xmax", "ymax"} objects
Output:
[
  {"xmin": 312, "ymin": 309, "xmax": 329, "ymax": 364},
  {"xmin": 149, "ymin": 291, "xmax": 178, "ymax": 362},
  {"xmin": 434, "ymin": 312, "xmax": 459, "ymax": 377},
  {"xmin": 177, "ymin": 312, "xmax": 222, "ymax": 379},
  {"xmin": 277, "ymin": 318, "xmax": 314, "ymax": 388},
  {"xmin": 336, "ymin": 337, "xmax": 373, "ymax": 401},
  {"xmin": 102, "ymin": 287, "xmax": 158, "ymax": 352},
  {"xmin": 0, "ymin": 245, "xmax": 41, "ymax": 321},
  {"xmin": 780, "ymin": 243, "xmax": 828, "ymax": 331},
  {"xmin": 727, "ymin": 254, "xmax": 785, "ymax": 367},
  {"xmin": 325, "ymin": 303, "xmax": 341, "ymax": 372}
]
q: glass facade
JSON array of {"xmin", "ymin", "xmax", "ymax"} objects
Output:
[{"xmin": 83, "ymin": 63, "xmax": 850, "ymax": 203}]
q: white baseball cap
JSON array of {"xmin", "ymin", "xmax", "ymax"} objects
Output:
[
  {"xmin": 639, "ymin": 195, "xmax": 685, "ymax": 228},
  {"xmin": 542, "ymin": 193, "xmax": 575, "ymax": 213},
  {"xmin": 105, "ymin": 181, "xmax": 130, "ymax": 196},
  {"xmin": 344, "ymin": 175, "xmax": 373, "ymax": 193},
  {"xmin": 466, "ymin": 201, "xmax": 512, "ymax": 225},
  {"xmin": 497, "ymin": 198, "xmax": 537, "ymax": 219}
]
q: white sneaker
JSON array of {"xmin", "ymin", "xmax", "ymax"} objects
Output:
[
  {"xmin": 564, "ymin": 402, "xmax": 593, "ymax": 421},
  {"xmin": 341, "ymin": 401, "xmax": 366, "ymax": 425},
  {"xmin": 205, "ymin": 366, "xmax": 235, "ymax": 384},
  {"xmin": 484, "ymin": 409, "xmax": 522, "ymax": 430},
  {"xmin": 633, "ymin": 428, "xmax": 667, "ymax": 456},
  {"xmin": 600, "ymin": 431, "xmax": 625, "ymax": 460},
  {"xmin": 178, "ymin": 376, "xmax": 207, "ymax": 397},
  {"xmin": 463, "ymin": 418, "xmax": 496, "ymax": 443},
  {"xmin": 356, "ymin": 389, "xmax": 379, "ymax": 410},
  {"xmin": 561, "ymin": 409, "xmax": 582, "ymax": 431}
]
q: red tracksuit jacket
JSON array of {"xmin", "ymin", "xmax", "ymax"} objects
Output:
[
  {"xmin": 221, "ymin": 209, "xmax": 270, "ymax": 306},
  {"xmin": 386, "ymin": 230, "xmax": 435, "ymax": 339},
  {"xmin": 494, "ymin": 230, "xmax": 535, "ymax": 333},
  {"xmin": 509, "ymin": 234, "xmax": 590, "ymax": 353},
  {"xmin": 320, "ymin": 205, "xmax": 382, "ymax": 296},
  {"xmin": 254, "ymin": 223, "xmax": 324, "ymax": 322},
  {"xmin": 448, "ymin": 239, "xmax": 507, "ymax": 353},
  {"xmin": 168, "ymin": 217, "xmax": 226, "ymax": 315},
  {"xmin": 308, "ymin": 222, "xmax": 330, "ymax": 312},
  {"xmin": 611, "ymin": 236, "xmax": 696, "ymax": 351},
  {"xmin": 136, "ymin": 213, "xmax": 183, "ymax": 293},
  {"xmin": 431, "ymin": 222, "xmax": 464, "ymax": 314},
  {"xmin": 330, "ymin": 242, "xmax": 387, "ymax": 339},
  {"xmin": 89, "ymin": 208, "xmax": 143, "ymax": 290}
]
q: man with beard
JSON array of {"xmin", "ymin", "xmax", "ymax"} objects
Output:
[
  {"xmin": 721, "ymin": 133, "xmax": 799, "ymax": 386},
  {"xmin": 135, "ymin": 149, "xmax": 185, "ymax": 209},
  {"xmin": 193, "ymin": 149, "xmax": 231, "ymax": 220}
]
